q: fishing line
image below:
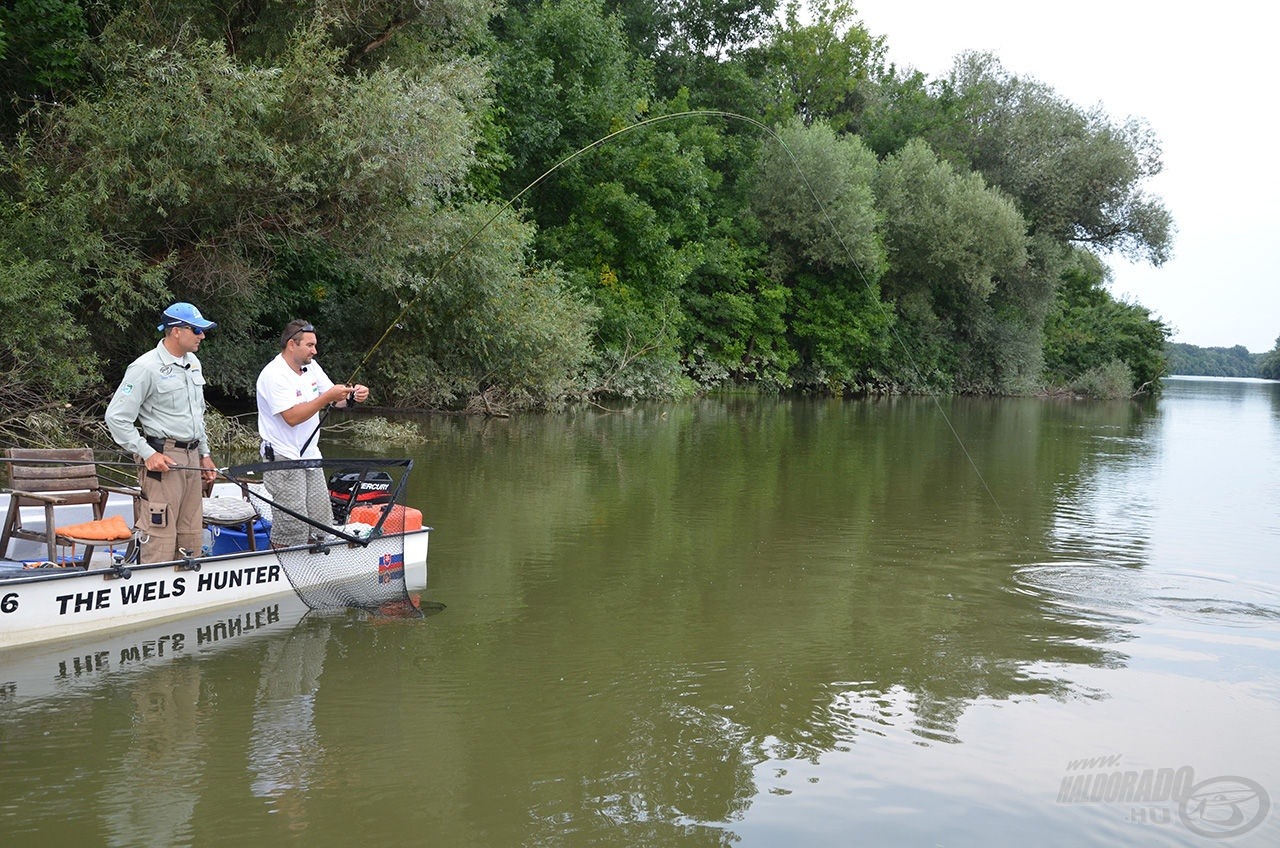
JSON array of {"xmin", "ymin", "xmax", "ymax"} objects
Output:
[{"xmin": 344, "ymin": 109, "xmax": 1005, "ymax": 516}]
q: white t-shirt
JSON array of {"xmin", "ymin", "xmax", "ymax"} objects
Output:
[{"xmin": 256, "ymin": 354, "xmax": 335, "ymax": 460}]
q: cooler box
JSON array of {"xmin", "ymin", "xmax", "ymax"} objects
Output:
[
  {"xmin": 210, "ymin": 518, "xmax": 272, "ymax": 554},
  {"xmin": 348, "ymin": 504, "xmax": 422, "ymax": 533}
]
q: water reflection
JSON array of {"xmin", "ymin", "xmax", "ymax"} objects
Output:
[
  {"xmin": 3, "ymin": 383, "xmax": 1277, "ymax": 846},
  {"xmin": 369, "ymin": 395, "xmax": 1178, "ymax": 842},
  {"xmin": 247, "ymin": 619, "xmax": 330, "ymax": 829},
  {"xmin": 101, "ymin": 662, "xmax": 206, "ymax": 847},
  {"xmin": 0, "ymin": 597, "xmax": 312, "ymax": 845},
  {"xmin": 1042, "ymin": 399, "xmax": 1161, "ymax": 567}
]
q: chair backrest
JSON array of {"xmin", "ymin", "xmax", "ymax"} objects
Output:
[{"xmin": 4, "ymin": 448, "xmax": 100, "ymax": 494}]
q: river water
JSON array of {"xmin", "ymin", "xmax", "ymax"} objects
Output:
[{"xmin": 2, "ymin": 377, "xmax": 1278, "ymax": 846}]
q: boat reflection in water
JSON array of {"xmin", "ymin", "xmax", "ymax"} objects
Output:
[
  {"xmin": 0, "ymin": 592, "xmax": 320, "ymax": 845},
  {"xmin": 0, "ymin": 592, "xmax": 312, "ymax": 710}
]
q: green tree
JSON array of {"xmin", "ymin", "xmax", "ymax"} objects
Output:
[
  {"xmin": 367, "ymin": 206, "xmax": 599, "ymax": 410},
  {"xmin": 1257, "ymin": 338, "xmax": 1280, "ymax": 381},
  {"xmin": 855, "ymin": 51, "xmax": 1173, "ymax": 393},
  {"xmin": 873, "ymin": 138, "xmax": 1029, "ymax": 390},
  {"xmin": 0, "ymin": 179, "xmax": 104, "ymax": 440},
  {"xmin": 930, "ymin": 52, "xmax": 1173, "ymax": 266},
  {"xmin": 604, "ymin": 0, "xmax": 779, "ymax": 109},
  {"xmin": 490, "ymin": 0, "xmax": 650, "ymax": 206},
  {"xmin": 491, "ymin": 0, "xmax": 735, "ymax": 397},
  {"xmin": 0, "ymin": 0, "xmax": 1191, "ymax": 421},
  {"xmin": 750, "ymin": 119, "xmax": 891, "ymax": 389},
  {"xmin": 1042, "ymin": 252, "xmax": 1169, "ymax": 395},
  {"xmin": 855, "ymin": 66, "xmax": 949, "ymax": 157},
  {"xmin": 679, "ymin": 211, "xmax": 795, "ymax": 388},
  {"xmin": 0, "ymin": 0, "xmax": 92, "ymax": 132},
  {"xmin": 755, "ymin": 0, "xmax": 885, "ymax": 130},
  {"xmin": 1, "ymin": 1, "xmax": 598, "ymax": 422},
  {"xmin": 535, "ymin": 105, "xmax": 718, "ymax": 396},
  {"xmin": 1166, "ymin": 343, "xmax": 1260, "ymax": 378},
  {"xmin": 18, "ymin": 15, "xmax": 488, "ymax": 373}
]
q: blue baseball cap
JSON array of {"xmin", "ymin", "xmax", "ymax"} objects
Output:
[{"xmin": 158, "ymin": 302, "xmax": 217, "ymax": 332}]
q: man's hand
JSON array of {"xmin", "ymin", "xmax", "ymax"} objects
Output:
[
  {"xmin": 144, "ymin": 451, "xmax": 175, "ymax": 473},
  {"xmin": 329, "ymin": 383, "xmax": 369, "ymax": 407},
  {"xmin": 325, "ymin": 384, "xmax": 353, "ymax": 405}
]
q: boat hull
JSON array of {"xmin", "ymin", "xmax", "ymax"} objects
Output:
[{"xmin": 0, "ymin": 529, "xmax": 428, "ymax": 648}]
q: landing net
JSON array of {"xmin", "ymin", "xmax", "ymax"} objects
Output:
[{"xmin": 226, "ymin": 458, "xmax": 422, "ymax": 618}]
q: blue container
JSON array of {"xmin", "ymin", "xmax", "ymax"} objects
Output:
[{"xmin": 210, "ymin": 518, "xmax": 271, "ymax": 554}]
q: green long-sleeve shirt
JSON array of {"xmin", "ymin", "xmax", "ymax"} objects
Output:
[{"xmin": 105, "ymin": 340, "xmax": 211, "ymax": 459}]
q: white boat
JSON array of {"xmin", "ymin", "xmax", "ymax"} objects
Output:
[{"xmin": 0, "ymin": 485, "xmax": 429, "ymax": 649}]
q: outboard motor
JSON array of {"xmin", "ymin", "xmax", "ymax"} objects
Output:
[{"xmin": 328, "ymin": 469, "xmax": 395, "ymax": 522}]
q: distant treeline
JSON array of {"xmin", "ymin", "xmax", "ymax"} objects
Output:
[{"xmin": 1169, "ymin": 341, "xmax": 1280, "ymax": 379}]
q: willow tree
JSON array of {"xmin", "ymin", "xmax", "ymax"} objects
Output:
[
  {"xmin": 874, "ymin": 138, "xmax": 1029, "ymax": 390},
  {"xmin": 932, "ymin": 54, "xmax": 1174, "ymax": 393},
  {"xmin": 749, "ymin": 119, "xmax": 891, "ymax": 390},
  {"xmin": 856, "ymin": 51, "xmax": 1173, "ymax": 391},
  {"xmin": 935, "ymin": 53, "xmax": 1172, "ymax": 265}
]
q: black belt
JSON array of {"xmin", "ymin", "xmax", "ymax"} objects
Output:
[{"xmin": 146, "ymin": 436, "xmax": 200, "ymax": 451}]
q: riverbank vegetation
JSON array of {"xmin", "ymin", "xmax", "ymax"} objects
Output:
[{"xmin": 2, "ymin": 0, "xmax": 1186, "ymax": 445}]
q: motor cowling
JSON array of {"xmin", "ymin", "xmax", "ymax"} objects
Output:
[{"xmin": 328, "ymin": 470, "xmax": 394, "ymax": 521}]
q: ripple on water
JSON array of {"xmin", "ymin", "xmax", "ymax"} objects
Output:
[
  {"xmin": 1011, "ymin": 561, "xmax": 1146, "ymax": 624},
  {"xmin": 1015, "ymin": 561, "xmax": 1280, "ymax": 623}
]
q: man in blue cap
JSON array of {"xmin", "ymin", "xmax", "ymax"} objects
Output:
[{"xmin": 105, "ymin": 302, "xmax": 220, "ymax": 563}]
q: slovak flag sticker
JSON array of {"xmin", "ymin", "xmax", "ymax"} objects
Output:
[{"xmin": 377, "ymin": 551, "xmax": 405, "ymax": 583}]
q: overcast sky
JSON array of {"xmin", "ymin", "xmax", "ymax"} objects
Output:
[{"xmin": 851, "ymin": 0, "xmax": 1278, "ymax": 352}]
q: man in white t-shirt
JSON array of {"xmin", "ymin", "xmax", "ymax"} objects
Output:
[{"xmin": 256, "ymin": 319, "xmax": 369, "ymax": 545}]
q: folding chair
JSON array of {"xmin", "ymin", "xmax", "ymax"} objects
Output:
[{"xmin": 1, "ymin": 448, "xmax": 139, "ymax": 566}]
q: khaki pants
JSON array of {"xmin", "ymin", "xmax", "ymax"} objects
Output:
[{"xmin": 135, "ymin": 445, "xmax": 204, "ymax": 563}]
